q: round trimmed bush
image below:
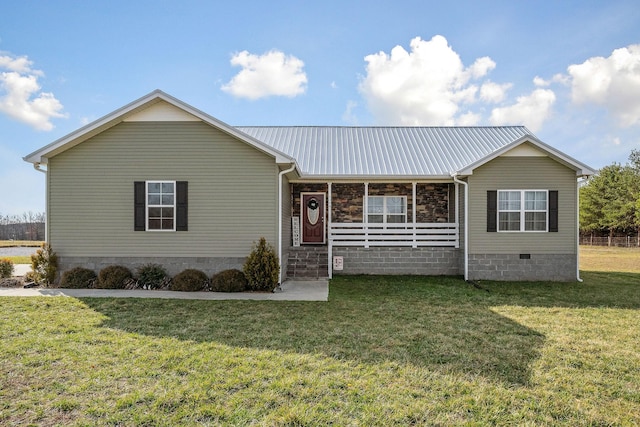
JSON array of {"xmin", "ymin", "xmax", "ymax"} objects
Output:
[
  {"xmin": 171, "ymin": 269, "xmax": 208, "ymax": 292},
  {"xmin": 97, "ymin": 265, "xmax": 132, "ymax": 289},
  {"xmin": 136, "ymin": 263, "xmax": 169, "ymax": 290},
  {"xmin": 60, "ymin": 267, "xmax": 96, "ymax": 289},
  {"xmin": 211, "ymin": 269, "xmax": 248, "ymax": 292}
]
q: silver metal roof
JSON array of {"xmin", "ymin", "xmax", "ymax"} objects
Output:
[{"xmin": 237, "ymin": 126, "xmax": 532, "ymax": 177}]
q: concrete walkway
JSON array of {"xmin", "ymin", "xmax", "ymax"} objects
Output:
[
  {"xmin": 3, "ymin": 265, "xmax": 328, "ymax": 301},
  {"xmin": 0, "ymin": 280, "xmax": 328, "ymax": 301},
  {"xmin": 13, "ymin": 264, "xmax": 31, "ymax": 277}
]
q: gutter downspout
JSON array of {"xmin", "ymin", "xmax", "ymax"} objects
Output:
[
  {"xmin": 33, "ymin": 162, "xmax": 48, "ymax": 242},
  {"xmin": 278, "ymin": 163, "xmax": 296, "ymax": 285},
  {"xmin": 576, "ymin": 176, "xmax": 585, "ymax": 283},
  {"xmin": 451, "ymin": 173, "xmax": 468, "ymax": 281}
]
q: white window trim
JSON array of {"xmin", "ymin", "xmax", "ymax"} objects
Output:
[
  {"xmin": 146, "ymin": 180, "xmax": 177, "ymax": 232},
  {"xmin": 366, "ymin": 195, "xmax": 408, "ymax": 224},
  {"xmin": 497, "ymin": 189, "xmax": 548, "ymax": 233}
]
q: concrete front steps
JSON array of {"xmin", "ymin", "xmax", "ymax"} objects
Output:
[{"xmin": 286, "ymin": 246, "xmax": 329, "ymax": 280}]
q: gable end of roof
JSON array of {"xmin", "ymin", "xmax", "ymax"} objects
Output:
[
  {"xmin": 455, "ymin": 135, "xmax": 596, "ymax": 177},
  {"xmin": 23, "ymin": 90, "xmax": 296, "ymax": 166}
]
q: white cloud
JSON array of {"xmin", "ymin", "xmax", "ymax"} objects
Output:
[
  {"xmin": 358, "ymin": 35, "xmax": 504, "ymax": 126},
  {"xmin": 342, "ymin": 100, "xmax": 359, "ymax": 124},
  {"xmin": 568, "ymin": 44, "xmax": 640, "ymax": 127},
  {"xmin": 0, "ymin": 53, "xmax": 66, "ymax": 131},
  {"xmin": 221, "ymin": 50, "xmax": 308, "ymax": 100},
  {"xmin": 533, "ymin": 76, "xmax": 548, "ymax": 87},
  {"xmin": 480, "ymin": 81, "xmax": 512, "ymax": 103},
  {"xmin": 489, "ymin": 89, "xmax": 556, "ymax": 132},
  {"xmin": 457, "ymin": 111, "xmax": 481, "ymax": 126}
]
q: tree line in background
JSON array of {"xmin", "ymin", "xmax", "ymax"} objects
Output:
[
  {"xmin": 580, "ymin": 149, "xmax": 640, "ymax": 245},
  {"xmin": 0, "ymin": 212, "xmax": 45, "ymax": 241}
]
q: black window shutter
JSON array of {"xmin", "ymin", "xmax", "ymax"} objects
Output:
[
  {"xmin": 134, "ymin": 181, "xmax": 146, "ymax": 231},
  {"xmin": 176, "ymin": 181, "xmax": 188, "ymax": 231},
  {"xmin": 487, "ymin": 190, "xmax": 497, "ymax": 232},
  {"xmin": 549, "ymin": 190, "xmax": 558, "ymax": 232}
]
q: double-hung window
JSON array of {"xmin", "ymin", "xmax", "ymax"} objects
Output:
[
  {"xmin": 147, "ymin": 181, "xmax": 176, "ymax": 231},
  {"xmin": 498, "ymin": 190, "xmax": 548, "ymax": 232},
  {"xmin": 134, "ymin": 181, "xmax": 188, "ymax": 232},
  {"xmin": 367, "ymin": 196, "xmax": 407, "ymax": 224}
]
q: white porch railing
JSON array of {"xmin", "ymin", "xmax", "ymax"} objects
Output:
[{"xmin": 329, "ymin": 222, "xmax": 459, "ymax": 248}]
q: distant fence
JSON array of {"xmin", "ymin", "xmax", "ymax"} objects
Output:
[{"xmin": 580, "ymin": 235, "xmax": 640, "ymax": 247}]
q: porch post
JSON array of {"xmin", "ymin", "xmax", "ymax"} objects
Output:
[
  {"xmin": 327, "ymin": 182, "xmax": 333, "ymax": 279},
  {"xmin": 364, "ymin": 182, "xmax": 369, "ymax": 248},
  {"xmin": 412, "ymin": 182, "xmax": 417, "ymax": 248}
]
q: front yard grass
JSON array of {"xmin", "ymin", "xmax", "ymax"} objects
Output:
[
  {"xmin": 2, "ymin": 265, "xmax": 640, "ymax": 426},
  {"xmin": 1, "ymin": 246, "xmax": 639, "ymax": 424}
]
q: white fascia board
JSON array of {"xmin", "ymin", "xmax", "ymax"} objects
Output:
[
  {"xmin": 23, "ymin": 90, "xmax": 297, "ymax": 167},
  {"xmin": 455, "ymin": 135, "xmax": 596, "ymax": 177},
  {"xmin": 292, "ymin": 174, "xmax": 455, "ymax": 182}
]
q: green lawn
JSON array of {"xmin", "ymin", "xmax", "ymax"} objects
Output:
[{"xmin": 2, "ymin": 268, "xmax": 639, "ymax": 426}]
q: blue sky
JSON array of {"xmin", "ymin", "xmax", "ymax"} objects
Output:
[{"xmin": 1, "ymin": 0, "xmax": 639, "ymax": 215}]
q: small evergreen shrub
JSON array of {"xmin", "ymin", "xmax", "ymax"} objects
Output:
[
  {"xmin": 211, "ymin": 269, "xmax": 248, "ymax": 292},
  {"xmin": 136, "ymin": 263, "xmax": 169, "ymax": 290},
  {"xmin": 171, "ymin": 269, "xmax": 208, "ymax": 292},
  {"xmin": 60, "ymin": 267, "xmax": 96, "ymax": 289},
  {"xmin": 243, "ymin": 237, "xmax": 280, "ymax": 292},
  {"xmin": 0, "ymin": 258, "xmax": 14, "ymax": 278},
  {"xmin": 30, "ymin": 243, "xmax": 58, "ymax": 286},
  {"xmin": 97, "ymin": 265, "xmax": 132, "ymax": 289}
]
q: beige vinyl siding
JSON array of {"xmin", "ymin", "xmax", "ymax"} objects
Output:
[
  {"xmin": 467, "ymin": 156, "xmax": 577, "ymax": 254},
  {"xmin": 48, "ymin": 121, "xmax": 278, "ymax": 258}
]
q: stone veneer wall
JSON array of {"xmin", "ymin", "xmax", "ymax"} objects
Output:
[
  {"xmin": 293, "ymin": 182, "xmax": 453, "ymax": 223},
  {"xmin": 292, "ymin": 183, "xmax": 328, "ymax": 217},
  {"xmin": 332, "ymin": 247, "xmax": 462, "ymax": 276},
  {"xmin": 467, "ymin": 254, "xmax": 577, "ymax": 281},
  {"xmin": 58, "ymin": 256, "xmax": 245, "ymax": 278},
  {"xmin": 332, "ymin": 183, "xmax": 364, "ymax": 222},
  {"xmin": 415, "ymin": 183, "xmax": 453, "ymax": 223}
]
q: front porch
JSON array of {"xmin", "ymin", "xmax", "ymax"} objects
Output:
[{"xmin": 286, "ymin": 181, "xmax": 462, "ymax": 279}]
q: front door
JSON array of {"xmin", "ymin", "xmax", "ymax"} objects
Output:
[{"xmin": 301, "ymin": 192, "xmax": 325, "ymax": 244}]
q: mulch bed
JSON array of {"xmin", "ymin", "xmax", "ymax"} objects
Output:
[{"xmin": 0, "ymin": 277, "xmax": 25, "ymax": 288}]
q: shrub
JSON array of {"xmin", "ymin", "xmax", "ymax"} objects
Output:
[
  {"xmin": 136, "ymin": 263, "xmax": 170, "ymax": 290},
  {"xmin": 30, "ymin": 243, "xmax": 58, "ymax": 286},
  {"xmin": 211, "ymin": 269, "xmax": 248, "ymax": 292},
  {"xmin": 0, "ymin": 258, "xmax": 14, "ymax": 278},
  {"xmin": 60, "ymin": 267, "xmax": 96, "ymax": 289},
  {"xmin": 97, "ymin": 265, "xmax": 132, "ymax": 289},
  {"xmin": 243, "ymin": 237, "xmax": 280, "ymax": 292},
  {"xmin": 171, "ymin": 269, "xmax": 208, "ymax": 292}
]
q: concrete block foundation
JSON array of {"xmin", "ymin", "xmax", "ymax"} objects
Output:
[
  {"xmin": 58, "ymin": 256, "xmax": 246, "ymax": 278},
  {"xmin": 468, "ymin": 253, "xmax": 577, "ymax": 281},
  {"xmin": 332, "ymin": 246, "xmax": 462, "ymax": 276}
]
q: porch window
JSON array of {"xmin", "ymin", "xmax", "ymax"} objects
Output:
[
  {"xmin": 498, "ymin": 190, "xmax": 547, "ymax": 232},
  {"xmin": 367, "ymin": 196, "xmax": 407, "ymax": 224}
]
